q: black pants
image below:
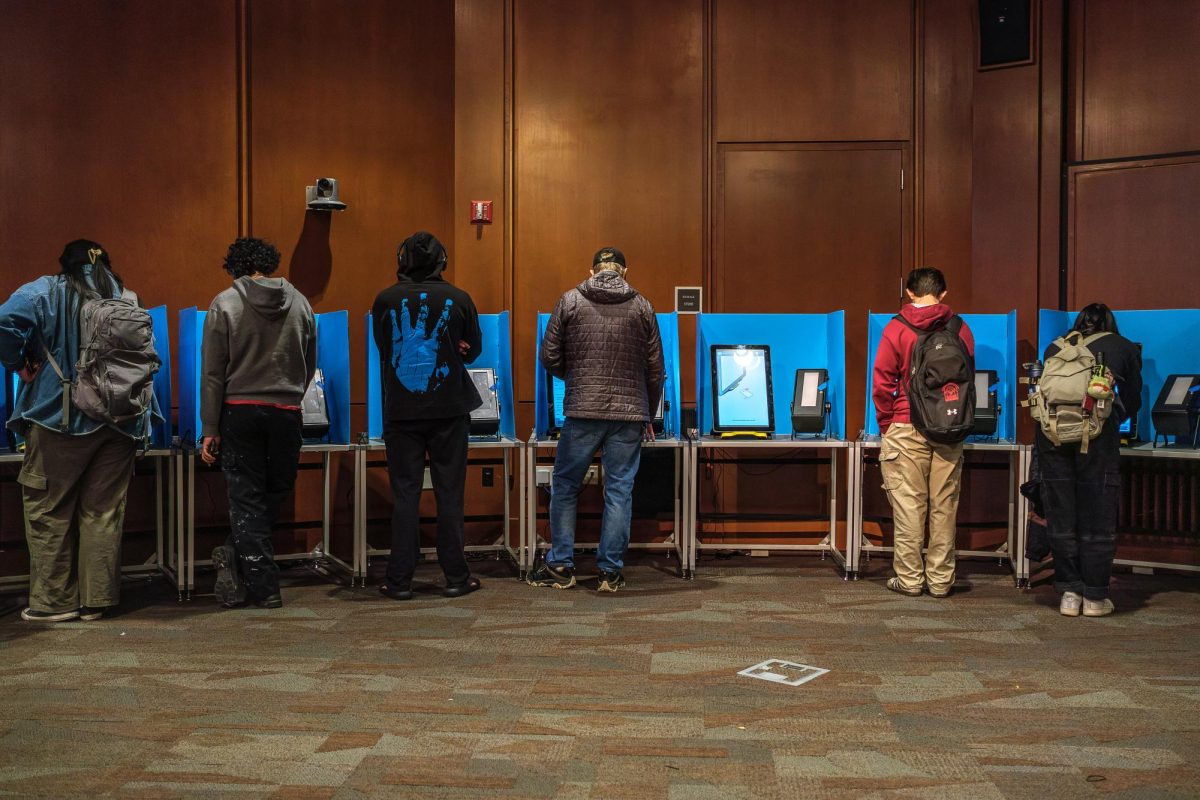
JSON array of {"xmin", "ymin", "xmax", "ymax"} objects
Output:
[
  {"xmin": 219, "ymin": 404, "xmax": 303, "ymax": 600},
  {"xmin": 1035, "ymin": 422, "xmax": 1120, "ymax": 600},
  {"xmin": 383, "ymin": 415, "xmax": 472, "ymax": 590}
]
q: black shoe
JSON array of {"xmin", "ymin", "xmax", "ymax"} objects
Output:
[
  {"xmin": 254, "ymin": 594, "xmax": 283, "ymax": 609},
  {"xmin": 443, "ymin": 577, "xmax": 481, "ymax": 598},
  {"xmin": 597, "ymin": 570, "xmax": 626, "ymax": 593},
  {"xmin": 21, "ymin": 608, "xmax": 80, "ymax": 622},
  {"xmin": 79, "ymin": 606, "xmax": 104, "ymax": 621},
  {"xmin": 212, "ymin": 545, "xmax": 245, "ymax": 608},
  {"xmin": 527, "ymin": 562, "xmax": 576, "ymax": 589},
  {"xmin": 379, "ymin": 582, "xmax": 413, "ymax": 601}
]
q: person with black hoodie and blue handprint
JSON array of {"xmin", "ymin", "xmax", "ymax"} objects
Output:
[{"xmin": 371, "ymin": 232, "xmax": 483, "ymax": 600}]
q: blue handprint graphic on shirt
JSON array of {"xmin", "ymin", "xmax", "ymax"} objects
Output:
[{"xmin": 390, "ymin": 293, "xmax": 454, "ymax": 393}]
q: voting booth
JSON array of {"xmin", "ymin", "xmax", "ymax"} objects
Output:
[
  {"xmin": 686, "ymin": 312, "xmax": 851, "ymax": 578},
  {"xmin": 849, "ymin": 311, "xmax": 1028, "ymax": 582},
  {"xmin": 358, "ymin": 311, "xmax": 521, "ymax": 581},
  {"xmin": 526, "ymin": 312, "xmax": 686, "ymax": 576},
  {"xmin": 176, "ymin": 307, "xmax": 354, "ymax": 596}
]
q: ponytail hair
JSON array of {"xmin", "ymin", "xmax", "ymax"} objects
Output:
[
  {"xmin": 58, "ymin": 239, "xmax": 123, "ymax": 303},
  {"xmin": 1072, "ymin": 302, "xmax": 1120, "ymax": 337}
]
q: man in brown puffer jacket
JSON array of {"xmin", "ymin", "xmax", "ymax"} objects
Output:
[{"xmin": 528, "ymin": 247, "xmax": 664, "ymax": 592}]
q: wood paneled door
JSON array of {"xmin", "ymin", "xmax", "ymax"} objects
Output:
[{"xmin": 715, "ymin": 143, "xmax": 912, "ymax": 434}]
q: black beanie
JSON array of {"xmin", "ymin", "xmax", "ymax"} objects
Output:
[{"xmin": 396, "ymin": 231, "xmax": 448, "ymax": 280}]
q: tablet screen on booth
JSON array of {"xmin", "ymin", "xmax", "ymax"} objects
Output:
[
  {"xmin": 547, "ymin": 373, "xmax": 567, "ymax": 430},
  {"xmin": 711, "ymin": 345, "xmax": 774, "ymax": 432},
  {"xmin": 468, "ymin": 368, "xmax": 500, "ymax": 421}
]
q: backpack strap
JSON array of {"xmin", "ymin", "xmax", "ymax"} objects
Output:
[
  {"xmin": 945, "ymin": 315, "xmax": 963, "ymax": 335},
  {"xmin": 892, "ymin": 314, "xmax": 922, "ymax": 335},
  {"xmin": 1082, "ymin": 331, "xmax": 1110, "ymax": 347},
  {"xmin": 38, "ymin": 340, "xmax": 72, "ymax": 432}
]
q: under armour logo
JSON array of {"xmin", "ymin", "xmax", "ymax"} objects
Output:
[{"xmin": 946, "ymin": 408, "xmax": 959, "ymax": 416}]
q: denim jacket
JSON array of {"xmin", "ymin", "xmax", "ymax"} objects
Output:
[{"xmin": 0, "ymin": 271, "xmax": 162, "ymax": 439}]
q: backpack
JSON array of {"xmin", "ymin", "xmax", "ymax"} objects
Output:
[
  {"xmin": 43, "ymin": 290, "xmax": 160, "ymax": 432},
  {"xmin": 1024, "ymin": 331, "xmax": 1112, "ymax": 453},
  {"xmin": 895, "ymin": 314, "xmax": 975, "ymax": 445}
]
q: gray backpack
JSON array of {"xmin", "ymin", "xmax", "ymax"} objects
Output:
[
  {"xmin": 1024, "ymin": 331, "xmax": 1111, "ymax": 453},
  {"xmin": 43, "ymin": 290, "xmax": 161, "ymax": 431}
]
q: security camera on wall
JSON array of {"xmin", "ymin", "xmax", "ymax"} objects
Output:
[{"xmin": 305, "ymin": 178, "xmax": 346, "ymax": 211}]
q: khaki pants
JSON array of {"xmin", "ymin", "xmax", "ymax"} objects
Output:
[
  {"xmin": 879, "ymin": 423, "xmax": 963, "ymax": 593},
  {"xmin": 18, "ymin": 425, "xmax": 137, "ymax": 613}
]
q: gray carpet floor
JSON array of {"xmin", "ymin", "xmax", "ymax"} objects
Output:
[{"xmin": 1, "ymin": 556, "xmax": 1198, "ymax": 799}]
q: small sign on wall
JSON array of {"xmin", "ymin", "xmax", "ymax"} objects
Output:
[{"xmin": 675, "ymin": 286, "xmax": 702, "ymax": 314}]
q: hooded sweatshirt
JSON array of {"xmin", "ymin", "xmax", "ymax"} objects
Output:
[
  {"xmin": 371, "ymin": 235, "xmax": 482, "ymax": 421},
  {"xmin": 200, "ymin": 276, "xmax": 317, "ymax": 437},
  {"xmin": 540, "ymin": 269, "xmax": 664, "ymax": 422},
  {"xmin": 872, "ymin": 303, "xmax": 975, "ymax": 434}
]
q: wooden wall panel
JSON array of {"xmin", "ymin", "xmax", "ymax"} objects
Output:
[
  {"xmin": 716, "ymin": 144, "xmax": 908, "ymax": 434},
  {"xmin": 513, "ymin": 0, "xmax": 704, "ymax": 405},
  {"xmin": 1074, "ymin": 0, "xmax": 1200, "ymax": 162},
  {"xmin": 1068, "ymin": 156, "xmax": 1200, "ymax": 309},
  {"xmin": 247, "ymin": 0, "xmax": 455, "ymax": 410},
  {"xmin": 454, "ymin": 0, "xmax": 508, "ymax": 314},
  {"xmin": 715, "ymin": 0, "xmax": 913, "ymax": 143},
  {"xmin": 0, "ymin": 0, "xmax": 239, "ymax": 318},
  {"xmin": 918, "ymin": 0, "xmax": 973, "ymax": 293}
]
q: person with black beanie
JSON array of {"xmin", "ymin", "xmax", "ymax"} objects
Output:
[{"xmin": 371, "ymin": 232, "xmax": 483, "ymax": 600}]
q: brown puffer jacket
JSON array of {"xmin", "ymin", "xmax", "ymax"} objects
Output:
[{"xmin": 541, "ymin": 270, "xmax": 665, "ymax": 422}]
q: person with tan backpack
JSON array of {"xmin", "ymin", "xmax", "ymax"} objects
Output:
[{"xmin": 1027, "ymin": 303, "xmax": 1141, "ymax": 617}]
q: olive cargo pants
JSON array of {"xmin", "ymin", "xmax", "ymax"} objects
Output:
[
  {"xmin": 18, "ymin": 425, "xmax": 137, "ymax": 613},
  {"xmin": 879, "ymin": 423, "xmax": 964, "ymax": 593}
]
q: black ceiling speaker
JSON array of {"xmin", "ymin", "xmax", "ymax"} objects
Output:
[{"xmin": 979, "ymin": 0, "xmax": 1033, "ymax": 68}]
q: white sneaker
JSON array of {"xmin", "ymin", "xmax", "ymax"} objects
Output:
[
  {"xmin": 1059, "ymin": 592, "xmax": 1083, "ymax": 617},
  {"xmin": 1082, "ymin": 598, "xmax": 1115, "ymax": 617}
]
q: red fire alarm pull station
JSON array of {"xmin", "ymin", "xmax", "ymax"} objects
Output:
[{"xmin": 470, "ymin": 200, "xmax": 493, "ymax": 224}]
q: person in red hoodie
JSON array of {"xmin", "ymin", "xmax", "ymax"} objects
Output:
[{"xmin": 872, "ymin": 267, "xmax": 975, "ymax": 598}]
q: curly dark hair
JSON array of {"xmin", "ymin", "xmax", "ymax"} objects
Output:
[{"xmin": 223, "ymin": 237, "xmax": 281, "ymax": 278}]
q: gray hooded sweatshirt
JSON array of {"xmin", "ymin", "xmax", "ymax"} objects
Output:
[{"xmin": 200, "ymin": 276, "xmax": 317, "ymax": 437}]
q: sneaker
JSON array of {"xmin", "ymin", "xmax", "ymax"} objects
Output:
[
  {"xmin": 21, "ymin": 608, "xmax": 80, "ymax": 623},
  {"xmin": 79, "ymin": 606, "xmax": 104, "ymax": 621},
  {"xmin": 927, "ymin": 585, "xmax": 953, "ymax": 599},
  {"xmin": 527, "ymin": 562, "xmax": 576, "ymax": 589},
  {"xmin": 1082, "ymin": 597, "xmax": 1114, "ymax": 617},
  {"xmin": 212, "ymin": 545, "xmax": 245, "ymax": 608},
  {"xmin": 1059, "ymin": 591, "xmax": 1083, "ymax": 617},
  {"xmin": 253, "ymin": 594, "xmax": 283, "ymax": 609},
  {"xmin": 379, "ymin": 582, "xmax": 413, "ymax": 601},
  {"xmin": 597, "ymin": 570, "xmax": 626, "ymax": 593},
  {"xmin": 885, "ymin": 577, "xmax": 922, "ymax": 597}
]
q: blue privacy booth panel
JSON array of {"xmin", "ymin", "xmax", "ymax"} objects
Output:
[
  {"xmin": 367, "ymin": 311, "xmax": 516, "ymax": 440},
  {"xmin": 533, "ymin": 312, "xmax": 684, "ymax": 440},
  {"xmin": 694, "ymin": 312, "xmax": 846, "ymax": 438},
  {"xmin": 1039, "ymin": 308, "xmax": 1200, "ymax": 443},
  {"xmin": 147, "ymin": 305, "xmax": 172, "ymax": 447},
  {"xmin": 179, "ymin": 307, "xmax": 352, "ymax": 446},
  {"xmin": 2, "ymin": 369, "xmax": 15, "ymax": 450},
  {"xmin": 178, "ymin": 307, "xmax": 204, "ymax": 447},
  {"xmin": 863, "ymin": 311, "xmax": 1017, "ymax": 441},
  {"xmin": 314, "ymin": 311, "xmax": 351, "ymax": 445}
]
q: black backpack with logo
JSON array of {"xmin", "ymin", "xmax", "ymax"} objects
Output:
[{"xmin": 895, "ymin": 315, "xmax": 975, "ymax": 444}]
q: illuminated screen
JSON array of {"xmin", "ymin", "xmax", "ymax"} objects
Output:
[
  {"xmin": 468, "ymin": 368, "xmax": 500, "ymax": 421},
  {"xmin": 549, "ymin": 374, "xmax": 567, "ymax": 430},
  {"xmin": 1166, "ymin": 376, "xmax": 1192, "ymax": 406},
  {"xmin": 712, "ymin": 346, "xmax": 772, "ymax": 431}
]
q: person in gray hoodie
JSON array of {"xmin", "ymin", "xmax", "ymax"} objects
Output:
[{"xmin": 200, "ymin": 237, "xmax": 316, "ymax": 609}]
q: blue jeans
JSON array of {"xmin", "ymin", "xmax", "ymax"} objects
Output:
[{"xmin": 547, "ymin": 418, "xmax": 644, "ymax": 573}]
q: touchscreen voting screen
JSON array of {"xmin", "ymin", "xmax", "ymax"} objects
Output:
[
  {"xmin": 548, "ymin": 373, "xmax": 567, "ymax": 431},
  {"xmin": 468, "ymin": 368, "xmax": 500, "ymax": 422},
  {"xmin": 711, "ymin": 345, "xmax": 774, "ymax": 432}
]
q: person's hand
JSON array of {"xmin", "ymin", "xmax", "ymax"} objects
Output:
[
  {"xmin": 457, "ymin": 340, "xmax": 471, "ymax": 356},
  {"xmin": 17, "ymin": 360, "xmax": 41, "ymax": 383},
  {"xmin": 200, "ymin": 436, "xmax": 221, "ymax": 465},
  {"xmin": 644, "ymin": 422, "xmax": 656, "ymax": 442}
]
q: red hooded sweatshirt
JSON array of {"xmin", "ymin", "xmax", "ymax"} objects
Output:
[{"xmin": 872, "ymin": 303, "xmax": 975, "ymax": 434}]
